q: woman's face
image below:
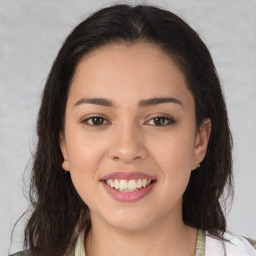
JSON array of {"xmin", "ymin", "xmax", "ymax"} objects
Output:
[{"xmin": 60, "ymin": 42, "xmax": 210, "ymax": 231}]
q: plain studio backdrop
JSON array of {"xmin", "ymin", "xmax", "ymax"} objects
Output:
[{"xmin": 0, "ymin": 0, "xmax": 255, "ymax": 255}]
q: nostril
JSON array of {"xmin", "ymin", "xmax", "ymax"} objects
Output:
[{"xmin": 111, "ymin": 154, "xmax": 144, "ymax": 162}]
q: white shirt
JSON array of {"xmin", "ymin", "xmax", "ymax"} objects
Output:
[{"xmin": 205, "ymin": 230, "xmax": 256, "ymax": 256}]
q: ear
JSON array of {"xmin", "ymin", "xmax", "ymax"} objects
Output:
[
  {"xmin": 59, "ymin": 131, "xmax": 70, "ymax": 171},
  {"xmin": 192, "ymin": 118, "xmax": 211, "ymax": 170}
]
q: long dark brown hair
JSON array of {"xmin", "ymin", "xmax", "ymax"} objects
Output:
[{"xmin": 18, "ymin": 4, "xmax": 233, "ymax": 256}]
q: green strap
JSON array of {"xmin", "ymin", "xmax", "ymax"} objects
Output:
[
  {"xmin": 195, "ymin": 229, "xmax": 205, "ymax": 256},
  {"xmin": 9, "ymin": 251, "xmax": 29, "ymax": 256}
]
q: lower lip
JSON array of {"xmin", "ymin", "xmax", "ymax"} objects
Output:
[{"xmin": 102, "ymin": 181, "xmax": 156, "ymax": 202}]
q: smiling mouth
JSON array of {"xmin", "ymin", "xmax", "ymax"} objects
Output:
[{"xmin": 103, "ymin": 178, "xmax": 155, "ymax": 192}]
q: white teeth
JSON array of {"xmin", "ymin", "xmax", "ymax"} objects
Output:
[
  {"xmin": 128, "ymin": 180, "xmax": 137, "ymax": 190},
  {"xmin": 110, "ymin": 179, "xmax": 115, "ymax": 187},
  {"xmin": 137, "ymin": 179, "xmax": 142, "ymax": 188},
  {"xmin": 120, "ymin": 179, "xmax": 128, "ymax": 190},
  {"xmin": 114, "ymin": 179, "xmax": 120, "ymax": 189},
  {"xmin": 105, "ymin": 178, "xmax": 153, "ymax": 191}
]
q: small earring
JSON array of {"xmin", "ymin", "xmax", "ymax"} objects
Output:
[
  {"xmin": 64, "ymin": 161, "xmax": 68, "ymax": 174},
  {"xmin": 195, "ymin": 160, "xmax": 200, "ymax": 168},
  {"xmin": 62, "ymin": 160, "xmax": 69, "ymax": 173}
]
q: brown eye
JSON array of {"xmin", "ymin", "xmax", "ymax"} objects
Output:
[
  {"xmin": 83, "ymin": 116, "xmax": 108, "ymax": 126},
  {"xmin": 146, "ymin": 116, "xmax": 176, "ymax": 126},
  {"xmin": 153, "ymin": 117, "xmax": 166, "ymax": 126}
]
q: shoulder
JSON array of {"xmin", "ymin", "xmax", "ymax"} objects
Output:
[
  {"xmin": 224, "ymin": 231, "xmax": 256, "ymax": 248},
  {"xmin": 9, "ymin": 250, "xmax": 30, "ymax": 256},
  {"xmin": 205, "ymin": 230, "xmax": 256, "ymax": 255}
]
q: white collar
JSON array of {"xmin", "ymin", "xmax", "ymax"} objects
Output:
[{"xmin": 205, "ymin": 230, "xmax": 256, "ymax": 256}]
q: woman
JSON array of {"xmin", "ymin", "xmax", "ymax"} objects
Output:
[{"xmin": 11, "ymin": 4, "xmax": 256, "ymax": 256}]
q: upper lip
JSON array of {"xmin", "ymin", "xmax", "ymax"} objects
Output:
[{"xmin": 100, "ymin": 171, "xmax": 157, "ymax": 181}]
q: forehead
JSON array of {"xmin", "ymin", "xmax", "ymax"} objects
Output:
[
  {"xmin": 68, "ymin": 42, "xmax": 193, "ymax": 109},
  {"xmin": 73, "ymin": 42, "xmax": 185, "ymax": 82}
]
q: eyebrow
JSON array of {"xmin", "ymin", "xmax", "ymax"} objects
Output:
[
  {"xmin": 74, "ymin": 97, "xmax": 183, "ymax": 108},
  {"xmin": 138, "ymin": 97, "xmax": 183, "ymax": 107},
  {"xmin": 74, "ymin": 97, "xmax": 115, "ymax": 107}
]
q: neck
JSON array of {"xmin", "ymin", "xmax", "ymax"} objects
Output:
[{"xmin": 85, "ymin": 212, "xmax": 197, "ymax": 256}]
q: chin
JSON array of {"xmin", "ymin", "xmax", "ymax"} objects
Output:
[
  {"xmin": 103, "ymin": 209, "xmax": 156, "ymax": 232},
  {"xmin": 109, "ymin": 219, "xmax": 151, "ymax": 232}
]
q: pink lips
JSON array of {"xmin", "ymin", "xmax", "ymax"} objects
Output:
[
  {"xmin": 101, "ymin": 171, "xmax": 157, "ymax": 202},
  {"xmin": 101, "ymin": 171, "xmax": 156, "ymax": 181}
]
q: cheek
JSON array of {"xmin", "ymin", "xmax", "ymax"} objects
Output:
[
  {"xmin": 66, "ymin": 126, "xmax": 107, "ymax": 169},
  {"xmin": 68, "ymin": 147, "xmax": 102, "ymax": 210},
  {"xmin": 65, "ymin": 131, "xmax": 108, "ymax": 204},
  {"xmin": 149, "ymin": 128, "xmax": 195, "ymax": 170},
  {"xmin": 149, "ymin": 129, "xmax": 195, "ymax": 196}
]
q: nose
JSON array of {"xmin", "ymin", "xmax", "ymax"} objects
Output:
[{"xmin": 109, "ymin": 123, "xmax": 147, "ymax": 163}]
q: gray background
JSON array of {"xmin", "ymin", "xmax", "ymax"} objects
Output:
[{"xmin": 1, "ymin": 0, "xmax": 255, "ymax": 254}]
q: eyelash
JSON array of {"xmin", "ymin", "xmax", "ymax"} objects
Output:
[
  {"xmin": 145, "ymin": 116, "xmax": 176, "ymax": 126},
  {"xmin": 81, "ymin": 115, "xmax": 176, "ymax": 127}
]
